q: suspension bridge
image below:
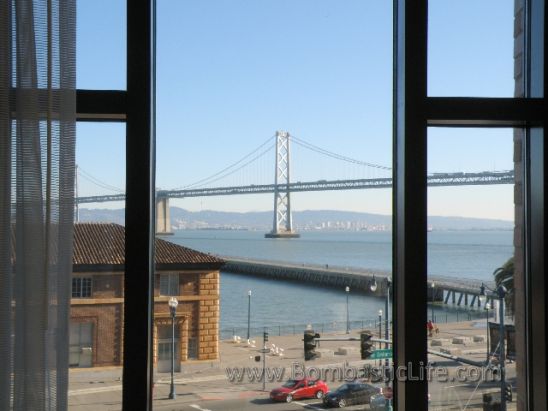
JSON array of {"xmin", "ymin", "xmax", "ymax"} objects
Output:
[{"xmin": 76, "ymin": 131, "xmax": 514, "ymax": 237}]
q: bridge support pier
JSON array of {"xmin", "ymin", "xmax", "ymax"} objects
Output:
[
  {"xmin": 427, "ymin": 286, "xmax": 444, "ymax": 302},
  {"xmin": 156, "ymin": 196, "xmax": 173, "ymax": 235},
  {"xmin": 470, "ymin": 295, "xmax": 477, "ymax": 307},
  {"xmin": 265, "ymin": 131, "xmax": 300, "ymax": 239}
]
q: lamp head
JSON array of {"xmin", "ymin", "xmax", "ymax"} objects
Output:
[
  {"xmin": 378, "ymin": 309, "xmax": 383, "ymax": 316},
  {"xmin": 370, "ymin": 278, "xmax": 378, "ymax": 292},
  {"xmin": 248, "ymin": 290, "xmax": 252, "ymax": 296},
  {"xmin": 431, "ymin": 281, "xmax": 435, "ymax": 288},
  {"xmin": 345, "ymin": 286, "xmax": 350, "ymax": 293},
  {"xmin": 168, "ymin": 296, "xmax": 178, "ymax": 309}
]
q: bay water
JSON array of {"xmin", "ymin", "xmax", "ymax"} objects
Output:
[{"xmin": 168, "ymin": 229, "xmax": 513, "ymax": 337}]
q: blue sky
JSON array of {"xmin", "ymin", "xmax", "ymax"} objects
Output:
[{"xmin": 76, "ymin": 0, "xmax": 515, "ymax": 220}]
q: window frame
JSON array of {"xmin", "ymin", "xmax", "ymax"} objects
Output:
[
  {"xmin": 76, "ymin": 0, "xmax": 156, "ymax": 408},
  {"xmin": 71, "ymin": 276, "xmax": 93, "ymax": 298},
  {"xmin": 394, "ymin": 1, "xmax": 547, "ymax": 410},
  {"xmin": 74, "ymin": 0, "xmax": 548, "ymax": 410},
  {"xmin": 159, "ymin": 273, "xmax": 179, "ymax": 296}
]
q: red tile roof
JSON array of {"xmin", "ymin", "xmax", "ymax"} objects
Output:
[{"xmin": 72, "ymin": 223, "xmax": 224, "ymax": 270}]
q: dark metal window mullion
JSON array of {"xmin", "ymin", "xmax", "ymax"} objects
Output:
[
  {"xmin": 525, "ymin": 128, "xmax": 546, "ymax": 410},
  {"xmin": 123, "ymin": 0, "xmax": 156, "ymax": 410},
  {"xmin": 393, "ymin": 1, "xmax": 429, "ymax": 410},
  {"xmin": 526, "ymin": 1, "xmax": 547, "ymax": 408}
]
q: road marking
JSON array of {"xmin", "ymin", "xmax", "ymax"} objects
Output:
[
  {"xmin": 189, "ymin": 405, "xmax": 212, "ymax": 411},
  {"xmin": 293, "ymin": 401, "xmax": 325, "ymax": 411},
  {"xmin": 69, "ymin": 374, "xmax": 228, "ymax": 396},
  {"xmin": 68, "ymin": 385, "xmax": 122, "ymax": 396},
  {"xmin": 162, "ymin": 374, "xmax": 227, "ymax": 384}
]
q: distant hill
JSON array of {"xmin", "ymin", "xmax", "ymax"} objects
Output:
[{"xmin": 78, "ymin": 206, "xmax": 513, "ymax": 231}]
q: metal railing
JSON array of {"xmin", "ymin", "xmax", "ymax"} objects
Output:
[{"xmin": 219, "ymin": 310, "xmax": 488, "ymax": 340}]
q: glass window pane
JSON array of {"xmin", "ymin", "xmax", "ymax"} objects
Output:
[
  {"xmin": 76, "ymin": 0, "xmax": 126, "ymax": 90},
  {"xmin": 69, "ymin": 122, "xmax": 125, "ymax": 409},
  {"xmin": 427, "ymin": 128, "xmax": 525, "ymax": 410},
  {"xmin": 428, "ymin": 0, "xmax": 519, "ymax": 97},
  {"xmin": 72, "ymin": 277, "xmax": 93, "ymax": 298},
  {"xmin": 154, "ymin": 0, "xmax": 393, "ymax": 407},
  {"xmin": 159, "ymin": 273, "xmax": 180, "ymax": 296}
]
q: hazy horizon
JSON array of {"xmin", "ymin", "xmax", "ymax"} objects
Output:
[{"xmin": 78, "ymin": 205, "xmax": 514, "ymax": 224}]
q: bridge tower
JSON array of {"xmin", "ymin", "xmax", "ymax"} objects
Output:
[
  {"xmin": 156, "ymin": 194, "xmax": 173, "ymax": 235},
  {"xmin": 265, "ymin": 131, "xmax": 300, "ymax": 238}
]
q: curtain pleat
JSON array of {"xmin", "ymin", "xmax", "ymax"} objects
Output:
[
  {"xmin": 0, "ymin": 1, "xmax": 14, "ymax": 409},
  {"xmin": 0, "ymin": 1, "xmax": 76, "ymax": 410}
]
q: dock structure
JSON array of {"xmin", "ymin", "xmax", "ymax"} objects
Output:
[{"xmin": 222, "ymin": 258, "xmax": 496, "ymax": 308}]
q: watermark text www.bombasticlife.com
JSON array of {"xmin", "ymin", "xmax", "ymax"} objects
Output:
[{"xmin": 224, "ymin": 362, "xmax": 501, "ymax": 384}]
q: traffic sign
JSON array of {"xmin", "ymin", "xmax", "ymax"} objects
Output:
[{"xmin": 370, "ymin": 349, "xmax": 392, "ymax": 359}]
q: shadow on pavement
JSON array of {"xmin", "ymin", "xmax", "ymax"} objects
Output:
[{"xmin": 250, "ymin": 398, "xmax": 275, "ymax": 405}]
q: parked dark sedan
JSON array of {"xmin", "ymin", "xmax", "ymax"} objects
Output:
[{"xmin": 323, "ymin": 382, "xmax": 382, "ymax": 408}]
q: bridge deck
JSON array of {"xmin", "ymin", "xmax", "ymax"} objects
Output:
[{"xmin": 76, "ymin": 171, "xmax": 514, "ymax": 204}]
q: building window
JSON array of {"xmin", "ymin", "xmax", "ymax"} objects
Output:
[
  {"xmin": 182, "ymin": 274, "xmax": 199, "ymax": 296},
  {"xmin": 160, "ymin": 273, "xmax": 179, "ymax": 296},
  {"xmin": 72, "ymin": 277, "xmax": 92, "ymax": 298},
  {"xmin": 187, "ymin": 337, "xmax": 198, "ymax": 360}
]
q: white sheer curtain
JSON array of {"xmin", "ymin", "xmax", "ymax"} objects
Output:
[{"xmin": 0, "ymin": 0, "xmax": 75, "ymax": 410}]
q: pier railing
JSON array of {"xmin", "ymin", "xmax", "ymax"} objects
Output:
[{"xmin": 219, "ymin": 310, "xmax": 488, "ymax": 340}]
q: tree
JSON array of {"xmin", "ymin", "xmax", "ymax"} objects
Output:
[{"xmin": 493, "ymin": 257, "xmax": 514, "ymax": 314}]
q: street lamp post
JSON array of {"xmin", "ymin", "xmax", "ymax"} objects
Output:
[
  {"xmin": 485, "ymin": 302, "xmax": 491, "ymax": 363},
  {"xmin": 247, "ymin": 290, "xmax": 252, "ymax": 340},
  {"xmin": 168, "ymin": 297, "xmax": 178, "ymax": 400},
  {"xmin": 377, "ymin": 309, "xmax": 382, "ymax": 366},
  {"xmin": 479, "ymin": 291, "xmax": 492, "ymax": 364},
  {"xmin": 384, "ymin": 278, "xmax": 392, "ymax": 411},
  {"xmin": 430, "ymin": 281, "xmax": 436, "ymax": 322},
  {"xmin": 345, "ymin": 286, "xmax": 350, "ymax": 334},
  {"xmin": 370, "ymin": 276, "xmax": 393, "ymax": 409},
  {"xmin": 480, "ymin": 283, "xmax": 508, "ymax": 411}
]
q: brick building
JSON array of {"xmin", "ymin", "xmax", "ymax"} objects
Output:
[{"xmin": 69, "ymin": 223, "xmax": 224, "ymax": 371}]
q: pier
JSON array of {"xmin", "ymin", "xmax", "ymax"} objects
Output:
[{"xmin": 222, "ymin": 258, "xmax": 497, "ymax": 308}]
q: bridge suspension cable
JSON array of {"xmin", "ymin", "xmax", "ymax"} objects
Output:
[
  {"xmin": 171, "ymin": 135, "xmax": 275, "ymax": 190},
  {"xmin": 77, "ymin": 165, "xmax": 124, "ymax": 193},
  {"xmin": 291, "ymin": 135, "xmax": 392, "ymax": 171}
]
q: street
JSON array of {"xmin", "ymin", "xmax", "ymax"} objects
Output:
[
  {"xmin": 154, "ymin": 397, "xmax": 367, "ymax": 411},
  {"xmin": 68, "ymin": 322, "xmax": 517, "ymax": 410}
]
